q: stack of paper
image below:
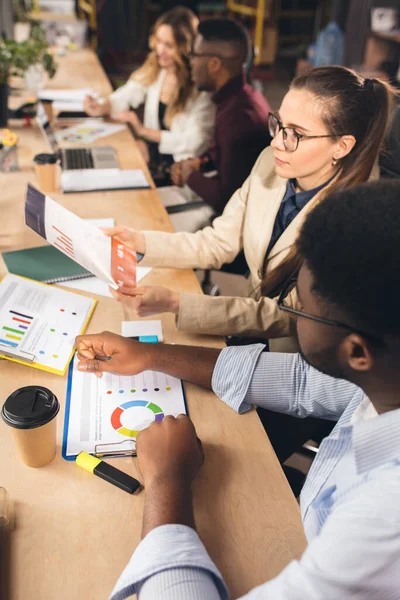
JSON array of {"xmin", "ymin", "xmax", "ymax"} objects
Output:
[{"xmin": 61, "ymin": 169, "xmax": 150, "ymax": 193}]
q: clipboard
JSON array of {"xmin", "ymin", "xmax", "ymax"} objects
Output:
[
  {"xmin": 62, "ymin": 355, "xmax": 188, "ymax": 460},
  {"xmin": 0, "ymin": 274, "xmax": 97, "ymax": 376}
]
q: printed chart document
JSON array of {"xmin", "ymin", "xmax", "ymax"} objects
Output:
[
  {"xmin": 56, "ymin": 120, "xmax": 125, "ymax": 144},
  {"xmin": 60, "ymin": 168, "xmax": 150, "ymax": 193},
  {"xmin": 63, "ymin": 354, "xmax": 187, "ymax": 459},
  {"xmin": 0, "ymin": 274, "xmax": 96, "ymax": 375},
  {"xmin": 25, "ymin": 185, "xmax": 137, "ymax": 289}
]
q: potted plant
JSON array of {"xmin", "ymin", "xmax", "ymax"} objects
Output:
[
  {"xmin": 0, "ymin": 24, "xmax": 57, "ymax": 126},
  {"xmin": 12, "ymin": 24, "xmax": 57, "ymax": 91}
]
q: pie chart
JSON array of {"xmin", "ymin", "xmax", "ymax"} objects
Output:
[{"xmin": 110, "ymin": 400, "xmax": 164, "ymax": 438}]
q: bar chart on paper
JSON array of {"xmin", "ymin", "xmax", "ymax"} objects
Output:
[
  {"xmin": 0, "ymin": 274, "xmax": 96, "ymax": 374},
  {"xmin": 52, "ymin": 225, "xmax": 75, "ymax": 259},
  {"xmin": 0, "ymin": 309, "xmax": 34, "ymax": 349},
  {"xmin": 63, "ymin": 356, "xmax": 187, "ymax": 459}
]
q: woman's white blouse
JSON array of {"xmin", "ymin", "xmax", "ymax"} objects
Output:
[{"xmin": 109, "ymin": 69, "xmax": 215, "ymax": 161}]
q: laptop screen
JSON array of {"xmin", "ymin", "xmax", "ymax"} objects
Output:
[{"xmin": 36, "ymin": 102, "xmax": 60, "ymax": 154}]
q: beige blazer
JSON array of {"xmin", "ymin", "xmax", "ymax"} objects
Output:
[{"xmin": 141, "ymin": 146, "xmax": 332, "ymax": 345}]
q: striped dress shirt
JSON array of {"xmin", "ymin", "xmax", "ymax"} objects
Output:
[{"xmin": 110, "ymin": 345, "xmax": 400, "ymax": 600}]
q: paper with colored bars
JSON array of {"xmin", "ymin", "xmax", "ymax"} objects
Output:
[
  {"xmin": 0, "ymin": 274, "xmax": 96, "ymax": 375},
  {"xmin": 62, "ymin": 354, "xmax": 187, "ymax": 459},
  {"xmin": 25, "ymin": 185, "xmax": 137, "ymax": 290}
]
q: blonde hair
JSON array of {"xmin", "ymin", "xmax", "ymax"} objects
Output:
[{"xmin": 132, "ymin": 6, "xmax": 198, "ymax": 127}]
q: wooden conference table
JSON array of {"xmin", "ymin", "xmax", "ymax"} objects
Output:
[{"xmin": 0, "ymin": 50, "xmax": 306, "ymax": 599}]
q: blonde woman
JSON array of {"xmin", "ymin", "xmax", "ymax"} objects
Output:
[{"xmin": 84, "ymin": 7, "xmax": 215, "ymax": 182}]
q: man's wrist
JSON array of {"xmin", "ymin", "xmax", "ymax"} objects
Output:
[{"xmin": 142, "ymin": 476, "xmax": 195, "ymax": 538}]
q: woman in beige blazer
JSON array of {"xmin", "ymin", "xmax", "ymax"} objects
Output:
[{"xmin": 105, "ymin": 66, "xmax": 395, "ymax": 346}]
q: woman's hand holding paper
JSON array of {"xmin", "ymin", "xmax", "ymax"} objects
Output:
[
  {"xmin": 83, "ymin": 95, "xmax": 110, "ymax": 117},
  {"xmin": 102, "ymin": 226, "xmax": 146, "ymax": 255}
]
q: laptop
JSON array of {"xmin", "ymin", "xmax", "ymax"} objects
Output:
[{"xmin": 36, "ymin": 102, "xmax": 119, "ymax": 171}]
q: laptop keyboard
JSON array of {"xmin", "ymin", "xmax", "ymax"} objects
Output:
[{"xmin": 64, "ymin": 148, "xmax": 94, "ymax": 170}]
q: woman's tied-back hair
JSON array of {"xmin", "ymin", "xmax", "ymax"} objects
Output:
[
  {"xmin": 261, "ymin": 65, "xmax": 397, "ymax": 298},
  {"xmin": 131, "ymin": 6, "xmax": 198, "ymax": 127}
]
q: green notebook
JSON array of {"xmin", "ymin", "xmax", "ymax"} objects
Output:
[{"xmin": 2, "ymin": 245, "xmax": 91, "ymax": 284}]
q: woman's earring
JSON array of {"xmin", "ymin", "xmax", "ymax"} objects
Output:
[{"xmin": 332, "ymin": 156, "xmax": 338, "ymax": 166}]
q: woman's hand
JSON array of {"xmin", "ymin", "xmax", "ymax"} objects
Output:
[
  {"xmin": 113, "ymin": 110, "xmax": 144, "ymax": 135},
  {"xmin": 111, "ymin": 285, "xmax": 180, "ymax": 317},
  {"xmin": 83, "ymin": 95, "xmax": 109, "ymax": 117},
  {"xmin": 101, "ymin": 226, "xmax": 146, "ymax": 255}
]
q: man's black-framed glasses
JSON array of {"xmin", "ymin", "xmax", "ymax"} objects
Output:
[
  {"xmin": 278, "ymin": 278, "xmax": 382, "ymax": 342},
  {"xmin": 268, "ymin": 112, "xmax": 348, "ymax": 153}
]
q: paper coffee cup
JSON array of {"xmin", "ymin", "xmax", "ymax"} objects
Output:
[
  {"xmin": 33, "ymin": 153, "xmax": 58, "ymax": 193},
  {"xmin": 1, "ymin": 386, "xmax": 59, "ymax": 468}
]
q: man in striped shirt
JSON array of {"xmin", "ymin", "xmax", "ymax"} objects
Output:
[{"xmin": 77, "ymin": 180, "xmax": 400, "ymax": 599}]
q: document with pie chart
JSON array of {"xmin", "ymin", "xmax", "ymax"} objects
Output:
[{"xmin": 62, "ymin": 353, "xmax": 187, "ymax": 460}]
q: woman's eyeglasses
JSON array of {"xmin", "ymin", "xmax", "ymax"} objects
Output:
[
  {"xmin": 268, "ymin": 112, "xmax": 347, "ymax": 153},
  {"xmin": 278, "ymin": 278, "xmax": 382, "ymax": 342}
]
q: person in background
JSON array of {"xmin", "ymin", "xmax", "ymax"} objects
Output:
[
  {"xmin": 83, "ymin": 6, "xmax": 215, "ymax": 186},
  {"xmin": 102, "ymin": 68, "xmax": 395, "ymax": 352},
  {"xmin": 77, "ymin": 180, "xmax": 400, "ymax": 600},
  {"xmin": 167, "ymin": 18, "xmax": 271, "ymax": 223}
]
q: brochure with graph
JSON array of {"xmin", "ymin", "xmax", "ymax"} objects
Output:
[
  {"xmin": 0, "ymin": 273, "xmax": 97, "ymax": 375},
  {"xmin": 25, "ymin": 184, "xmax": 137, "ymax": 290},
  {"xmin": 62, "ymin": 354, "xmax": 187, "ymax": 459}
]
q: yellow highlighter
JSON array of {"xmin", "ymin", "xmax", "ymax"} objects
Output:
[{"xmin": 76, "ymin": 452, "xmax": 141, "ymax": 495}]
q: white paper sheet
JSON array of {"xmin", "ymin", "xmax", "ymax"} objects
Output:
[
  {"xmin": 84, "ymin": 218, "xmax": 115, "ymax": 229},
  {"xmin": 61, "ymin": 169, "xmax": 150, "ymax": 193},
  {"xmin": 63, "ymin": 354, "xmax": 186, "ymax": 458},
  {"xmin": 121, "ymin": 319, "xmax": 163, "ymax": 342},
  {"xmin": 43, "ymin": 194, "xmax": 115, "ymax": 285},
  {"xmin": 0, "ymin": 274, "xmax": 95, "ymax": 375},
  {"xmin": 56, "ymin": 120, "xmax": 125, "ymax": 144},
  {"xmin": 26, "ymin": 186, "xmax": 137, "ymax": 289},
  {"xmin": 53, "ymin": 100, "xmax": 86, "ymax": 112},
  {"xmin": 37, "ymin": 88, "xmax": 94, "ymax": 102}
]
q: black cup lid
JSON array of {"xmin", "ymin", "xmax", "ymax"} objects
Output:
[
  {"xmin": 33, "ymin": 153, "xmax": 57, "ymax": 165},
  {"xmin": 1, "ymin": 386, "xmax": 59, "ymax": 429}
]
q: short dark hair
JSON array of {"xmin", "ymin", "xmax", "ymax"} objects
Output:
[
  {"xmin": 297, "ymin": 180, "xmax": 400, "ymax": 337},
  {"xmin": 197, "ymin": 18, "xmax": 250, "ymax": 64}
]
